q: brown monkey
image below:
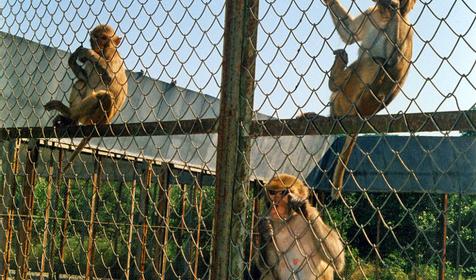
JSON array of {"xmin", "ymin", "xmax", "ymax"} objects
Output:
[
  {"xmin": 256, "ymin": 174, "xmax": 345, "ymax": 279},
  {"xmin": 44, "ymin": 24, "xmax": 127, "ymax": 171},
  {"xmin": 324, "ymin": 0, "xmax": 415, "ymax": 198}
]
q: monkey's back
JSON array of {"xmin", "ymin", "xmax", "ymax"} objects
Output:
[
  {"xmin": 331, "ymin": 14, "xmax": 413, "ymax": 117},
  {"xmin": 364, "ymin": 22, "xmax": 413, "ymax": 115},
  {"xmin": 69, "ymin": 54, "xmax": 128, "ymax": 124}
]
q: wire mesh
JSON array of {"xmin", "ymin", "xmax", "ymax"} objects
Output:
[{"xmin": 0, "ymin": 0, "xmax": 475, "ymax": 279}]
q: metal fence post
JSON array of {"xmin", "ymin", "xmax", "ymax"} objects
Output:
[
  {"xmin": 39, "ymin": 149, "xmax": 55, "ymax": 280},
  {"xmin": 211, "ymin": 0, "xmax": 259, "ymax": 279},
  {"xmin": 136, "ymin": 161, "xmax": 152, "ymax": 279},
  {"xmin": 439, "ymin": 193, "xmax": 449, "ymax": 280},
  {"xmin": 47, "ymin": 148, "xmax": 64, "ymax": 280},
  {"xmin": 125, "ymin": 162, "xmax": 139, "ymax": 280},
  {"xmin": 153, "ymin": 163, "xmax": 172, "ymax": 280},
  {"xmin": 193, "ymin": 174, "xmax": 204, "ymax": 279},
  {"xmin": 15, "ymin": 139, "xmax": 40, "ymax": 280},
  {"xmin": 85, "ymin": 152, "xmax": 103, "ymax": 279},
  {"xmin": 0, "ymin": 139, "xmax": 20, "ymax": 279}
]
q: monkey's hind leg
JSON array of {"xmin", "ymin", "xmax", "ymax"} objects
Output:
[
  {"xmin": 328, "ymin": 49, "xmax": 360, "ymax": 117},
  {"xmin": 44, "ymin": 100, "xmax": 77, "ymax": 126},
  {"xmin": 328, "ymin": 49, "xmax": 350, "ymax": 92},
  {"xmin": 70, "ymin": 92, "xmax": 113, "ymax": 124},
  {"xmin": 44, "ymin": 100, "xmax": 71, "ymax": 116}
]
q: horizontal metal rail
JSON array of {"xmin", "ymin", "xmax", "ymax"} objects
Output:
[{"xmin": 1, "ymin": 110, "xmax": 475, "ymax": 139}]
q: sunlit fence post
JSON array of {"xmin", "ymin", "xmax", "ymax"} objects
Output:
[{"xmin": 211, "ymin": 0, "xmax": 259, "ymax": 279}]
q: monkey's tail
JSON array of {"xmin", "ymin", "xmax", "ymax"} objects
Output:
[
  {"xmin": 63, "ymin": 136, "xmax": 92, "ymax": 173},
  {"xmin": 331, "ymin": 135, "xmax": 357, "ymax": 199}
]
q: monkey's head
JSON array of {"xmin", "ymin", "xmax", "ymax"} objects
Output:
[
  {"xmin": 265, "ymin": 174, "xmax": 309, "ymax": 207},
  {"xmin": 374, "ymin": 0, "xmax": 416, "ymax": 16},
  {"xmin": 90, "ymin": 24, "xmax": 122, "ymax": 57}
]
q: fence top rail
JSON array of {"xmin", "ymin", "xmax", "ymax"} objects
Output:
[{"xmin": 1, "ymin": 110, "xmax": 475, "ymax": 140}]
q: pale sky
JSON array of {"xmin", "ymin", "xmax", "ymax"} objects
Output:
[{"xmin": 1, "ymin": 0, "xmax": 475, "ymax": 120}]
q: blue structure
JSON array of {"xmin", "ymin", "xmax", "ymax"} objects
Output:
[{"xmin": 310, "ymin": 135, "xmax": 476, "ymax": 194}]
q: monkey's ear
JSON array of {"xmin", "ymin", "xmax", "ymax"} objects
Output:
[{"xmin": 113, "ymin": 36, "xmax": 122, "ymax": 46}]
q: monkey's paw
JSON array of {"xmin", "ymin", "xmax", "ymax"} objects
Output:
[
  {"xmin": 288, "ymin": 193, "xmax": 307, "ymax": 212},
  {"xmin": 258, "ymin": 218, "xmax": 274, "ymax": 243},
  {"xmin": 75, "ymin": 47, "xmax": 94, "ymax": 62},
  {"xmin": 333, "ymin": 49, "xmax": 349, "ymax": 65}
]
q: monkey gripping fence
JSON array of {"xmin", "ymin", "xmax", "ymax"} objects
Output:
[{"xmin": 0, "ymin": 0, "xmax": 475, "ymax": 279}]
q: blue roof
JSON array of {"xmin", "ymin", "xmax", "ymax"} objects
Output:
[{"xmin": 310, "ymin": 135, "xmax": 476, "ymax": 194}]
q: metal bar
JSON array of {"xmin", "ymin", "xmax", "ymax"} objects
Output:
[
  {"xmin": 456, "ymin": 193, "xmax": 462, "ymax": 280},
  {"xmin": 375, "ymin": 212, "xmax": 382, "ymax": 279},
  {"xmin": 0, "ymin": 139, "xmax": 20, "ymax": 279},
  {"xmin": 177, "ymin": 184, "xmax": 186, "ymax": 270},
  {"xmin": 211, "ymin": 0, "xmax": 259, "ymax": 278},
  {"xmin": 160, "ymin": 188, "xmax": 172, "ymax": 280},
  {"xmin": 193, "ymin": 175, "xmax": 203, "ymax": 280},
  {"xmin": 125, "ymin": 164, "xmax": 138, "ymax": 280},
  {"xmin": 247, "ymin": 181, "xmax": 259, "ymax": 270},
  {"xmin": 154, "ymin": 163, "xmax": 171, "ymax": 280},
  {"xmin": 39, "ymin": 149, "xmax": 55, "ymax": 280},
  {"xmin": 48, "ymin": 149, "xmax": 64, "ymax": 279},
  {"xmin": 210, "ymin": 0, "xmax": 245, "ymax": 274},
  {"xmin": 0, "ymin": 119, "xmax": 218, "ymax": 139},
  {"xmin": 376, "ymin": 212, "xmax": 381, "ymax": 256},
  {"xmin": 177, "ymin": 184, "xmax": 192, "ymax": 279},
  {"xmin": 57, "ymin": 178, "xmax": 72, "ymax": 279},
  {"xmin": 3, "ymin": 110, "xmax": 476, "ymax": 139},
  {"xmin": 439, "ymin": 193, "xmax": 449, "ymax": 280},
  {"xmin": 136, "ymin": 162, "xmax": 152, "ymax": 280},
  {"xmin": 251, "ymin": 110, "xmax": 476, "ymax": 136},
  {"xmin": 113, "ymin": 181, "xmax": 124, "ymax": 253},
  {"xmin": 186, "ymin": 184, "xmax": 195, "ymax": 279},
  {"xmin": 15, "ymin": 139, "xmax": 40, "ymax": 280},
  {"xmin": 85, "ymin": 153, "xmax": 102, "ymax": 280}
]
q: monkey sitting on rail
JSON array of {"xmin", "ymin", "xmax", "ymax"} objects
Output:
[
  {"xmin": 44, "ymin": 24, "xmax": 128, "ymax": 170},
  {"xmin": 322, "ymin": 0, "xmax": 416, "ymax": 199},
  {"xmin": 255, "ymin": 174, "xmax": 345, "ymax": 279}
]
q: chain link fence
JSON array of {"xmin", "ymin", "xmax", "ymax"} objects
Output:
[{"xmin": 0, "ymin": 0, "xmax": 475, "ymax": 279}]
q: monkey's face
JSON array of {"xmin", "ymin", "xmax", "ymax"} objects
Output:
[
  {"xmin": 374, "ymin": 0, "xmax": 399, "ymax": 9},
  {"xmin": 267, "ymin": 189, "xmax": 290, "ymax": 219},
  {"xmin": 374, "ymin": 0, "xmax": 415, "ymax": 15},
  {"xmin": 90, "ymin": 25, "xmax": 122, "ymax": 53},
  {"xmin": 267, "ymin": 189, "xmax": 289, "ymax": 206}
]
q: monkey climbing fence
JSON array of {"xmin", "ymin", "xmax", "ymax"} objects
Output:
[{"xmin": 1, "ymin": 0, "xmax": 476, "ymax": 280}]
